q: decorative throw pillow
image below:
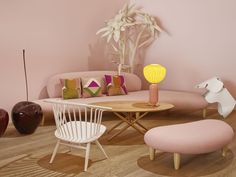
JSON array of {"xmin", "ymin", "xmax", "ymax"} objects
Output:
[
  {"xmin": 101, "ymin": 77, "xmax": 107, "ymax": 94},
  {"xmin": 61, "ymin": 78, "xmax": 81, "ymax": 99},
  {"xmin": 105, "ymin": 75, "xmax": 128, "ymax": 96},
  {"xmin": 81, "ymin": 77, "xmax": 103, "ymax": 98}
]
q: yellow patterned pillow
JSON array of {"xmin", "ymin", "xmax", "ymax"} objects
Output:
[{"xmin": 61, "ymin": 78, "xmax": 81, "ymax": 99}]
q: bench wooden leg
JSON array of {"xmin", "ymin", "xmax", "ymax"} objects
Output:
[
  {"xmin": 222, "ymin": 146, "xmax": 228, "ymax": 157},
  {"xmin": 174, "ymin": 153, "xmax": 181, "ymax": 170},
  {"xmin": 40, "ymin": 115, "xmax": 45, "ymax": 126},
  {"xmin": 149, "ymin": 147, "xmax": 155, "ymax": 160},
  {"xmin": 203, "ymin": 108, "xmax": 207, "ymax": 118}
]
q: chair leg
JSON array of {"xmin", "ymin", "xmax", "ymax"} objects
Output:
[
  {"xmin": 49, "ymin": 140, "xmax": 60, "ymax": 163},
  {"xmin": 68, "ymin": 146, "xmax": 72, "ymax": 152},
  {"xmin": 84, "ymin": 143, "xmax": 91, "ymax": 171},
  {"xmin": 67, "ymin": 142, "xmax": 72, "ymax": 152},
  {"xmin": 95, "ymin": 140, "xmax": 109, "ymax": 159},
  {"xmin": 174, "ymin": 153, "xmax": 181, "ymax": 170},
  {"xmin": 149, "ymin": 147, "xmax": 155, "ymax": 160}
]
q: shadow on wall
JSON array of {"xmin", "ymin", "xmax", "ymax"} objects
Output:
[
  {"xmin": 38, "ymin": 87, "xmax": 49, "ymax": 99},
  {"xmin": 133, "ymin": 49, "xmax": 148, "ymax": 90},
  {"xmin": 87, "ymin": 39, "xmax": 116, "ymax": 71},
  {"xmin": 132, "ymin": 15, "xmax": 166, "ymax": 90}
]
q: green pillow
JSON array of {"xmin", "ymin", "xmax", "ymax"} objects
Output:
[{"xmin": 61, "ymin": 78, "xmax": 81, "ymax": 99}]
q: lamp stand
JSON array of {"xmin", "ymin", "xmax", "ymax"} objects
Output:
[{"xmin": 149, "ymin": 84, "xmax": 158, "ymax": 106}]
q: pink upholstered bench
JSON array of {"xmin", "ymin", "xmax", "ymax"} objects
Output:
[{"xmin": 144, "ymin": 119, "xmax": 234, "ymax": 170}]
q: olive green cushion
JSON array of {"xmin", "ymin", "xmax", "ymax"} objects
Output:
[{"xmin": 61, "ymin": 78, "xmax": 81, "ymax": 99}]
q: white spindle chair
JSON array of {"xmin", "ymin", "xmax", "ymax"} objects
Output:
[{"xmin": 46, "ymin": 100, "xmax": 112, "ymax": 171}]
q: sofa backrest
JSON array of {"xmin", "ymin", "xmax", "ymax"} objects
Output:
[{"xmin": 46, "ymin": 71, "xmax": 142, "ymax": 98}]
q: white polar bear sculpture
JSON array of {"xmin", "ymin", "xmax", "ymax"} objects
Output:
[{"xmin": 196, "ymin": 77, "xmax": 236, "ymax": 118}]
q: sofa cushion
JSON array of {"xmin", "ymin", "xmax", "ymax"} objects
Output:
[
  {"xmin": 105, "ymin": 75, "xmax": 128, "ymax": 96},
  {"xmin": 46, "ymin": 71, "xmax": 141, "ymax": 98},
  {"xmin": 61, "ymin": 78, "xmax": 81, "ymax": 99},
  {"xmin": 81, "ymin": 77, "xmax": 103, "ymax": 98}
]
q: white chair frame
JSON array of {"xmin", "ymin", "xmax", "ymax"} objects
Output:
[{"xmin": 46, "ymin": 99, "xmax": 112, "ymax": 171}]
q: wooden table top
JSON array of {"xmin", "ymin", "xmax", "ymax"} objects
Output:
[{"xmin": 92, "ymin": 101, "xmax": 174, "ymax": 113}]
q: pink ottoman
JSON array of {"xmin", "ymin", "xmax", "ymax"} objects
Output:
[{"xmin": 144, "ymin": 119, "xmax": 234, "ymax": 170}]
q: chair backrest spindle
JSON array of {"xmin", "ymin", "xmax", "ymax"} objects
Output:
[{"xmin": 47, "ymin": 100, "xmax": 111, "ymax": 142}]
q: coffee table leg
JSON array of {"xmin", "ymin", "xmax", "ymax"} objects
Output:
[
  {"xmin": 107, "ymin": 112, "xmax": 144, "ymax": 140},
  {"xmin": 115, "ymin": 112, "xmax": 145, "ymax": 134},
  {"xmin": 108, "ymin": 111, "xmax": 151, "ymax": 140},
  {"xmin": 134, "ymin": 112, "xmax": 148, "ymax": 131},
  {"xmin": 107, "ymin": 112, "xmax": 130, "ymax": 134},
  {"xmin": 135, "ymin": 121, "xmax": 148, "ymax": 131},
  {"xmin": 107, "ymin": 121, "xmax": 124, "ymax": 134},
  {"xmin": 108, "ymin": 124, "xmax": 130, "ymax": 141},
  {"xmin": 108, "ymin": 113, "xmax": 131, "ymax": 140},
  {"xmin": 108, "ymin": 123, "xmax": 145, "ymax": 141}
]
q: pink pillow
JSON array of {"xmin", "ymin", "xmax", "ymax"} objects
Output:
[{"xmin": 105, "ymin": 75, "xmax": 128, "ymax": 96}]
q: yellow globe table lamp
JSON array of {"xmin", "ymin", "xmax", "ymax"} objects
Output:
[{"xmin": 143, "ymin": 64, "xmax": 166, "ymax": 106}]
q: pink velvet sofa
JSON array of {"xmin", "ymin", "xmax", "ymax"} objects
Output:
[{"xmin": 33, "ymin": 71, "xmax": 208, "ymax": 124}]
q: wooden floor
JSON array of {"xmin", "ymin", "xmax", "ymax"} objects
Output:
[{"xmin": 0, "ymin": 109, "xmax": 236, "ymax": 177}]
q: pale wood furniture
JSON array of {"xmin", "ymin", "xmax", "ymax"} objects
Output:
[
  {"xmin": 173, "ymin": 153, "xmax": 181, "ymax": 170},
  {"xmin": 149, "ymin": 145, "xmax": 229, "ymax": 170},
  {"xmin": 1, "ymin": 110, "xmax": 236, "ymax": 176},
  {"xmin": 145, "ymin": 119, "xmax": 234, "ymax": 170},
  {"xmin": 46, "ymin": 100, "xmax": 111, "ymax": 171},
  {"xmin": 93, "ymin": 101, "xmax": 174, "ymax": 140},
  {"xmin": 159, "ymin": 147, "xmax": 229, "ymax": 170}
]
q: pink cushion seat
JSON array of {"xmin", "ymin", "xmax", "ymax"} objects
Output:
[{"xmin": 144, "ymin": 119, "xmax": 234, "ymax": 154}]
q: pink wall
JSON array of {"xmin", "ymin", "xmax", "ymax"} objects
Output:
[
  {"xmin": 0, "ymin": 0, "xmax": 126, "ymax": 113},
  {"xmin": 134, "ymin": 0, "xmax": 236, "ymax": 97},
  {"xmin": 1, "ymin": 0, "xmax": 236, "ymax": 115}
]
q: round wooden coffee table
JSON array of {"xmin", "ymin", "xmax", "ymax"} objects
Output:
[{"xmin": 93, "ymin": 101, "xmax": 174, "ymax": 140}]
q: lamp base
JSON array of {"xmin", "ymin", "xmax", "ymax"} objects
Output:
[{"xmin": 149, "ymin": 84, "xmax": 158, "ymax": 107}]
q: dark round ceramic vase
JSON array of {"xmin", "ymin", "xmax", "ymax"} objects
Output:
[
  {"xmin": 12, "ymin": 101, "xmax": 43, "ymax": 134},
  {"xmin": 0, "ymin": 109, "xmax": 9, "ymax": 137}
]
